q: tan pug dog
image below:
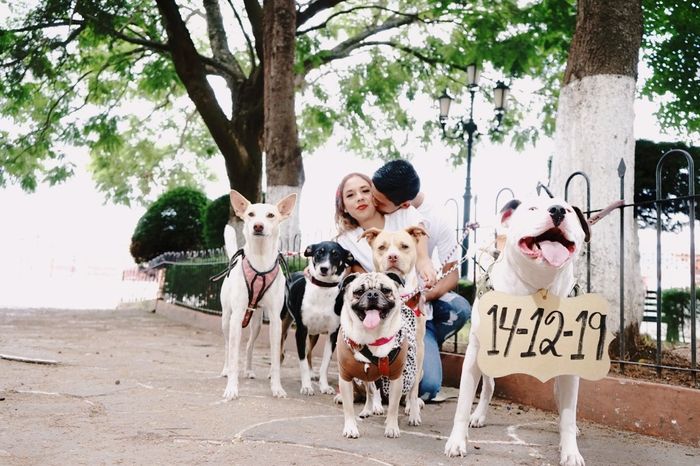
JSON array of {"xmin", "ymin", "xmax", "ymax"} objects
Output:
[
  {"xmin": 336, "ymin": 271, "xmax": 408, "ymax": 438},
  {"xmin": 361, "ymin": 226, "xmax": 428, "ymax": 426}
]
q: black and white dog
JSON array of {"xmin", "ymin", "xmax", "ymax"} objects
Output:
[{"xmin": 281, "ymin": 241, "xmax": 354, "ymax": 395}]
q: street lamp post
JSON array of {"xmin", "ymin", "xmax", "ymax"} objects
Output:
[{"xmin": 438, "ymin": 64, "xmax": 510, "ymax": 278}]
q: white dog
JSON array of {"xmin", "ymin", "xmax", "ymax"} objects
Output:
[
  {"xmin": 445, "ymin": 197, "xmax": 591, "ymax": 466},
  {"xmin": 220, "ymin": 189, "xmax": 297, "ymax": 400}
]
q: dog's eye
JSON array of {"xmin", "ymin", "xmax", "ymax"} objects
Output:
[
  {"xmin": 266, "ymin": 212, "xmax": 275, "ymax": 218},
  {"xmin": 378, "ymin": 245, "xmax": 386, "ymax": 251},
  {"xmin": 380, "ymin": 286, "xmax": 393, "ymax": 295},
  {"xmin": 248, "ymin": 212, "xmax": 255, "ymax": 217},
  {"xmin": 529, "ymin": 207, "xmax": 537, "ymax": 211},
  {"xmin": 352, "ymin": 288, "xmax": 364, "ymax": 297},
  {"xmin": 400, "ymin": 243, "xmax": 409, "ymax": 250}
]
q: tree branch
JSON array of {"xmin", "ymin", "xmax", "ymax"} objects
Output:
[
  {"xmin": 297, "ymin": 0, "xmax": 347, "ymax": 27},
  {"xmin": 299, "ymin": 15, "xmax": 415, "ymax": 75},
  {"xmin": 297, "ymin": 5, "xmax": 420, "ymax": 36},
  {"xmin": 225, "ymin": 0, "xmax": 256, "ymax": 72},
  {"xmin": 202, "ymin": 0, "xmax": 245, "ymax": 86},
  {"xmin": 243, "ymin": 0, "xmax": 264, "ymax": 61}
]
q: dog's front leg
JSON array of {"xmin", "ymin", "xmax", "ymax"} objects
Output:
[
  {"xmin": 407, "ymin": 314, "xmax": 426, "ymax": 426},
  {"xmin": 358, "ymin": 381, "xmax": 375, "ymax": 418},
  {"xmin": 223, "ymin": 312, "xmax": 244, "ymax": 400},
  {"xmin": 318, "ymin": 336, "xmax": 335, "ymax": 395},
  {"xmin": 295, "ymin": 324, "xmax": 314, "ymax": 395},
  {"xmin": 339, "ymin": 378, "xmax": 359, "ymax": 438},
  {"xmin": 267, "ymin": 308, "xmax": 287, "ymax": 398},
  {"xmin": 555, "ymin": 375, "xmax": 584, "ymax": 466},
  {"xmin": 384, "ymin": 376, "xmax": 403, "ymax": 438},
  {"xmin": 243, "ymin": 311, "xmax": 262, "ymax": 379},
  {"xmin": 469, "ymin": 375, "xmax": 495, "ymax": 427},
  {"xmin": 444, "ymin": 340, "xmax": 481, "ymax": 457}
]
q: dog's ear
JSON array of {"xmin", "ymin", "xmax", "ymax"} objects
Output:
[
  {"xmin": 405, "ymin": 225, "xmax": 429, "ymax": 243},
  {"xmin": 361, "ymin": 227, "xmax": 383, "ymax": 246},
  {"xmin": 339, "ymin": 273, "xmax": 359, "ymax": 292},
  {"xmin": 230, "ymin": 190, "xmax": 251, "ymax": 219},
  {"xmin": 385, "ymin": 272, "xmax": 404, "ymax": 288},
  {"xmin": 572, "ymin": 206, "xmax": 591, "ymax": 243},
  {"xmin": 303, "ymin": 244, "xmax": 316, "ymax": 257},
  {"xmin": 276, "ymin": 193, "xmax": 298, "ymax": 219},
  {"xmin": 499, "ymin": 199, "xmax": 521, "ymax": 227},
  {"xmin": 345, "ymin": 251, "xmax": 355, "ymax": 265}
]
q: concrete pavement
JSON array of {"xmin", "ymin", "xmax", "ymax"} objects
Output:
[{"xmin": 0, "ymin": 307, "xmax": 698, "ymax": 465}]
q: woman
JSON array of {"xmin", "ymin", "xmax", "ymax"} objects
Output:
[{"xmin": 334, "ymin": 172, "xmax": 436, "ymax": 284}]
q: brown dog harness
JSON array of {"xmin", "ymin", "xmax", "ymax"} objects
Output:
[{"xmin": 336, "ymin": 330, "xmax": 408, "ymax": 382}]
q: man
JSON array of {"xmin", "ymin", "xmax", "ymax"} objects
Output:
[{"xmin": 371, "ymin": 159, "xmax": 471, "ymax": 401}]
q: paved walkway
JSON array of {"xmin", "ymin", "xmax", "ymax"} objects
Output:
[{"xmin": 0, "ymin": 307, "xmax": 698, "ymax": 465}]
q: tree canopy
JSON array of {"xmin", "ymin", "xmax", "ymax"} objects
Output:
[{"xmin": 0, "ymin": 0, "xmax": 696, "ymax": 204}]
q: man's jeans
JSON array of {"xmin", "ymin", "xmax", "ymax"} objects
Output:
[{"xmin": 419, "ymin": 291, "xmax": 471, "ymax": 401}]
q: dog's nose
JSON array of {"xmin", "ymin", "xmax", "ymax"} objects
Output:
[
  {"xmin": 548, "ymin": 205, "xmax": 566, "ymax": 226},
  {"xmin": 319, "ymin": 266, "xmax": 329, "ymax": 275},
  {"xmin": 387, "ymin": 253, "xmax": 398, "ymax": 263},
  {"xmin": 365, "ymin": 290, "xmax": 380, "ymax": 301},
  {"xmin": 253, "ymin": 223, "xmax": 264, "ymax": 234}
]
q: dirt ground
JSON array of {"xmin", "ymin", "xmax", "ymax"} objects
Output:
[{"xmin": 1, "ymin": 307, "xmax": 699, "ymax": 466}]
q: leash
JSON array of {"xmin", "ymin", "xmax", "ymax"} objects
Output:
[{"xmin": 400, "ymin": 222, "xmax": 478, "ymax": 311}]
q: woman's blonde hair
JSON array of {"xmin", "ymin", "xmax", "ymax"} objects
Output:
[{"xmin": 335, "ymin": 172, "xmax": 372, "ymax": 234}]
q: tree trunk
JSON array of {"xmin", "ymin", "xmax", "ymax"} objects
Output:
[
  {"xmin": 263, "ymin": 0, "xmax": 304, "ymax": 250},
  {"xmin": 550, "ymin": 0, "xmax": 644, "ymax": 334}
]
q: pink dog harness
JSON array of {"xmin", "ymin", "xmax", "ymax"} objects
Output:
[
  {"xmin": 210, "ymin": 249, "xmax": 284, "ymax": 328},
  {"xmin": 240, "ymin": 256, "xmax": 281, "ymax": 328}
]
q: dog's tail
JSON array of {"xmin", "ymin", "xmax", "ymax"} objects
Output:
[{"xmin": 224, "ymin": 224, "xmax": 238, "ymax": 260}]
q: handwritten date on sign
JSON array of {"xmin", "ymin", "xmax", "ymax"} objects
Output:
[{"xmin": 475, "ymin": 290, "xmax": 614, "ymax": 382}]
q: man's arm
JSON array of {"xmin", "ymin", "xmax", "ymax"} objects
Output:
[
  {"xmin": 415, "ymin": 233, "xmax": 437, "ymax": 286},
  {"xmin": 424, "ymin": 261, "xmax": 458, "ymax": 302}
]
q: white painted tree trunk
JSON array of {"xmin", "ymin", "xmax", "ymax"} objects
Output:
[
  {"xmin": 266, "ymin": 184, "xmax": 302, "ymax": 254},
  {"xmin": 551, "ymin": 74, "xmax": 644, "ymax": 332}
]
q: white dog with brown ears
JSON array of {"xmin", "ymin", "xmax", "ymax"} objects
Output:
[
  {"xmin": 444, "ymin": 196, "xmax": 592, "ymax": 466},
  {"xmin": 220, "ymin": 189, "xmax": 297, "ymax": 400}
]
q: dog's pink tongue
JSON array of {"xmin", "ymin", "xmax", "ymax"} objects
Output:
[
  {"xmin": 363, "ymin": 310, "xmax": 381, "ymax": 329},
  {"xmin": 539, "ymin": 241, "xmax": 570, "ymax": 267}
]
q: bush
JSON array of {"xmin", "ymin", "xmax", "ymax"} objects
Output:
[
  {"xmin": 457, "ymin": 279, "xmax": 476, "ymax": 304},
  {"xmin": 203, "ymin": 194, "xmax": 230, "ymax": 248},
  {"xmin": 130, "ymin": 187, "xmax": 210, "ymax": 264},
  {"xmin": 660, "ymin": 288, "xmax": 696, "ymax": 343}
]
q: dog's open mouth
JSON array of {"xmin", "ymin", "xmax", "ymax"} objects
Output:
[
  {"xmin": 518, "ymin": 228, "xmax": 575, "ymax": 267},
  {"xmin": 360, "ymin": 309, "xmax": 380, "ymax": 329}
]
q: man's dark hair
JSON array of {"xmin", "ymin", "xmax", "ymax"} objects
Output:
[{"xmin": 372, "ymin": 159, "xmax": 420, "ymax": 205}]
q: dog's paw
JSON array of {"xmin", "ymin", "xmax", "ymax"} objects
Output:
[
  {"xmin": 333, "ymin": 393, "xmax": 342, "ymax": 404},
  {"xmin": 560, "ymin": 450, "xmax": 585, "ymax": 466},
  {"xmin": 220, "ymin": 368, "xmax": 228, "ymax": 378},
  {"xmin": 358, "ymin": 407, "xmax": 372, "ymax": 418},
  {"xmin": 244, "ymin": 370, "xmax": 256, "ymax": 379},
  {"xmin": 384, "ymin": 423, "xmax": 401, "ymax": 438},
  {"xmin": 300, "ymin": 385, "xmax": 315, "ymax": 396},
  {"xmin": 319, "ymin": 384, "xmax": 335, "ymax": 395},
  {"xmin": 444, "ymin": 434, "xmax": 468, "ymax": 457},
  {"xmin": 222, "ymin": 383, "xmax": 239, "ymax": 401},
  {"xmin": 271, "ymin": 386, "xmax": 287, "ymax": 398},
  {"xmin": 372, "ymin": 403, "xmax": 384, "ymax": 416},
  {"xmin": 343, "ymin": 421, "xmax": 360, "ymax": 439},
  {"xmin": 469, "ymin": 412, "xmax": 487, "ymax": 428},
  {"xmin": 408, "ymin": 411, "xmax": 422, "ymax": 426},
  {"xmin": 310, "ymin": 373, "xmax": 320, "ymax": 382}
]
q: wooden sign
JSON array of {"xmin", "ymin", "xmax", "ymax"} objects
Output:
[{"xmin": 475, "ymin": 290, "xmax": 614, "ymax": 382}]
